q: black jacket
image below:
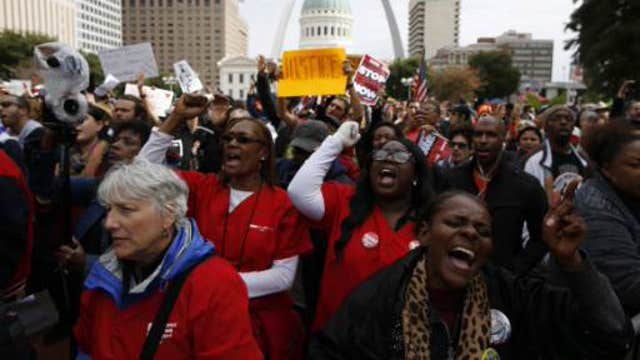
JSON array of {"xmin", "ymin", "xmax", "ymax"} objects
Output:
[
  {"xmin": 576, "ymin": 172, "xmax": 640, "ymax": 315},
  {"xmin": 310, "ymin": 248, "xmax": 633, "ymax": 360},
  {"xmin": 435, "ymin": 155, "xmax": 548, "ymax": 274}
]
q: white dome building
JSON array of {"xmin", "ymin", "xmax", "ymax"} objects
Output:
[{"xmin": 299, "ymin": 0, "xmax": 354, "ymax": 49}]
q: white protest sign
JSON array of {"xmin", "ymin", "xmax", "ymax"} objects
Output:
[
  {"xmin": 94, "ymin": 74, "xmax": 120, "ymax": 97},
  {"xmin": 124, "ymin": 84, "xmax": 175, "ymax": 118},
  {"xmin": 173, "ymin": 60, "xmax": 203, "ymax": 94},
  {"xmin": 352, "ymin": 55, "xmax": 390, "ymax": 106},
  {"xmin": 2, "ymin": 80, "xmax": 32, "ymax": 96},
  {"xmin": 98, "ymin": 43, "xmax": 159, "ymax": 82}
]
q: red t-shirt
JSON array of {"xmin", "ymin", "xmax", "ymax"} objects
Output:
[
  {"xmin": 74, "ymin": 257, "xmax": 262, "ymax": 360},
  {"xmin": 310, "ymin": 183, "xmax": 419, "ymax": 332},
  {"xmin": 179, "ymin": 172, "xmax": 312, "ymax": 272}
]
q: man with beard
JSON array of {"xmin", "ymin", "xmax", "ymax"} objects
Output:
[
  {"xmin": 525, "ymin": 105, "xmax": 588, "ymax": 201},
  {"xmin": 435, "ymin": 116, "xmax": 548, "ymax": 274}
]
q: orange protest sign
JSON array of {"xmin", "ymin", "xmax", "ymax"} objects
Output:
[{"xmin": 278, "ymin": 48, "xmax": 347, "ymax": 98}]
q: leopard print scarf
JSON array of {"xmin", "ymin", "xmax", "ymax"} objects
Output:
[{"xmin": 402, "ymin": 254, "xmax": 490, "ymax": 359}]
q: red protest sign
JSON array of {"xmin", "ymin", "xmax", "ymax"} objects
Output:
[{"xmin": 353, "ymin": 54, "xmax": 390, "ymax": 106}]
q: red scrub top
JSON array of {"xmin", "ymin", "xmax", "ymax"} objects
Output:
[
  {"xmin": 310, "ymin": 183, "xmax": 418, "ymax": 332},
  {"xmin": 179, "ymin": 171, "xmax": 311, "ymax": 271},
  {"xmin": 178, "ymin": 171, "xmax": 312, "ymax": 359}
]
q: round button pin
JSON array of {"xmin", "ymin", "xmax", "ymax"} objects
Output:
[{"xmin": 361, "ymin": 232, "xmax": 379, "ymax": 249}]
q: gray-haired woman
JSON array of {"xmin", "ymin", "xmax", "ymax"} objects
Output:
[{"xmin": 74, "ymin": 159, "xmax": 261, "ymax": 359}]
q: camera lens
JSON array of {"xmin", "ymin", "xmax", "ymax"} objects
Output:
[
  {"xmin": 46, "ymin": 57, "xmax": 61, "ymax": 68},
  {"xmin": 63, "ymin": 99, "xmax": 80, "ymax": 115}
]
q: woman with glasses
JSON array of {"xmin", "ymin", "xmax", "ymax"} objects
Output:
[
  {"xmin": 139, "ymin": 95, "xmax": 312, "ymax": 359},
  {"xmin": 288, "ymin": 121, "xmax": 434, "ymax": 332}
]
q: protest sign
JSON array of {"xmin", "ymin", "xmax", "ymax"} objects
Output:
[
  {"xmin": 98, "ymin": 43, "xmax": 159, "ymax": 82},
  {"xmin": 173, "ymin": 60, "xmax": 204, "ymax": 94},
  {"xmin": 1, "ymin": 80, "xmax": 32, "ymax": 96},
  {"xmin": 94, "ymin": 74, "xmax": 120, "ymax": 97},
  {"xmin": 353, "ymin": 55, "xmax": 390, "ymax": 106},
  {"xmin": 278, "ymin": 48, "xmax": 347, "ymax": 98},
  {"xmin": 417, "ymin": 130, "xmax": 452, "ymax": 167},
  {"xmin": 124, "ymin": 84, "xmax": 175, "ymax": 118}
]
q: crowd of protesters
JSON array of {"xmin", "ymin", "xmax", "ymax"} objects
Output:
[{"xmin": 1, "ymin": 50, "xmax": 640, "ymax": 360}]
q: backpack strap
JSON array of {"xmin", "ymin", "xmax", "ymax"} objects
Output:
[{"xmin": 139, "ymin": 255, "xmax": 212, "ymax": 360}]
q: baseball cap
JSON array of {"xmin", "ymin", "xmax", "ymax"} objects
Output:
[{"xmin": 290, "ymin": 120, "xmax": 329, "ymax": 153}]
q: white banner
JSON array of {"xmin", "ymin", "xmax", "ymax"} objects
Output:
[{"xmin": 98, "ymin": 43, "xmax": 159, "ymax": 82}]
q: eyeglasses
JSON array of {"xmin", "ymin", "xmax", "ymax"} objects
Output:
[
  {"xmin": 221, "ymin": 133, "xmax": 264, "ymax": 145},
  {"xmin": 450, "ymin": 141, "xmax": 469, "ymax": 150},
  {"xmin": 371, "ymin": 149, "xmax": 414, "ymax": 164}
]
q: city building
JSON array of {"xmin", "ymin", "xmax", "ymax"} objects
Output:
[
  {"xmin": 492, "ymin": 30, "xmax": 553, "ymax": 86},
  {"xmin": 76, "ymin": 0, "xmax": 122, "ymax": 52},
  {"xmin": 409, "ymin": 0, "xmax": 460, "ymax": 59},
  {"xmin": 122, "ymin": 0, "xmax": 248, "ymax": 87},
  {"xmin": 217, "ymin": 55, "xmax": 257, "ymax": 101},
  {"xmin": 0, "ymin": 0, "xmax": 77, "ymax": 47},
  {"xmin": 298, "ymin": 0, "xmax": 354, "ymax": 50},
  {"xmin": 430, "ymin": 31, "xmax": 554, "ymax": 86}
]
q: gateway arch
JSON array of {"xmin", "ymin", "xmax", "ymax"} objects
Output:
[{"xmin": 270, "ymin": 0, "xmax": 405, "ymax": 59}]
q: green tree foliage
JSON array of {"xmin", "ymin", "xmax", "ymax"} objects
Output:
[
  {"xmin": 0, "ymin": 30, "xmax": 55, "ymax": 80},
  {"xmin": 386, "ymin": 57, "xmax": 421, "ymax": 100},
  {"xmin": 80, "ymin": 51, "xmax": 105, "ymax": 92},
  {"xmin": 468, "ymin": 50, "xmax": 520, "ymax": 99},
  {"xmin": 565, "ymin": 0, "xmax": 640, "ymax": 97}
]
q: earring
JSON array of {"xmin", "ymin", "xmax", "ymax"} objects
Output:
[
  {"xmin": 161, "ymin": 228, "xmax": 169, "ymax": 238},
  {"xmin": 412, "ymin": 179, "xmax": 418, "ymax": 186}
]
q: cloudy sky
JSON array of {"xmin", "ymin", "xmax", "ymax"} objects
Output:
[{"xmin": 239, "ymin": 0, "xmax": 579, "ymax": 82}]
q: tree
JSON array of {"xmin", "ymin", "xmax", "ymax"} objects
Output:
[
  {"xmin": 565, "ymin": 0, "xmax": 640, "ymax": 97},
  {"xmin": 0, "ymin": 30, "xmax": 55, "ymax": 80},
  {"xmin": 386, "ymin": 57, "xmax": 422, "ymax": 100},
  {"xmin": 468, "ymin": 50, "xmax": 520, "ymax": 99},
  {"xmin": 431, "ymin": 67, "xmax": 481, "ymax": 103},
  {"xmin": 80, "ymin": 51, "xmax": 104, "ymax": 92}
]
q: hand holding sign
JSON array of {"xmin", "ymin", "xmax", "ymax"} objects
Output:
[{"xmin": 172, "ymin": 94, "xmax": 210, "ymax": 121}]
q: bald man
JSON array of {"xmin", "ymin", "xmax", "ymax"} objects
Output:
[{"xmin": 435, "ymin": 115, "xmax": 549, "ymax": 274}]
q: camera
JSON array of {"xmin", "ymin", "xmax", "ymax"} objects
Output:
[
  {"xmin": 34, "ymin": 42, "xmax": 90, "ymax": 125},
  {"xmin": 0, "ymin": 291, "xmax": 58, "ymax": 358}
]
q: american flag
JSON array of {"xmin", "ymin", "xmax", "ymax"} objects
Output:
[{"xmin": 414, "ymin": 53, "xmax": 428, "ymax": 103}]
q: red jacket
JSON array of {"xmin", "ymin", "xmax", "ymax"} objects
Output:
[
  {"xmin": 0, "ymin": 149, "xmax": 33, "ymax": 300},
  {"xmin": 75, "ymin": 254, "xmax": 262, "ymax": 359}
]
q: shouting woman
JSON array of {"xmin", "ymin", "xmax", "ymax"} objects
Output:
[
  {"xmin": 139, "ymin": 95, "xmax": 312, "ymax": 359},
  {"xmin": 288, "ymin": 121, "xmax": 434, "ymax": 332},
  {"xmin": 310, "ymin": 185, "xmax": 632, "ymax": 359}
]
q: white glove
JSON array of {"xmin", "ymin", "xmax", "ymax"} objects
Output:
[{"xmin": 332, "ymin": 121, "xmax": 360, "ymax": 148}]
